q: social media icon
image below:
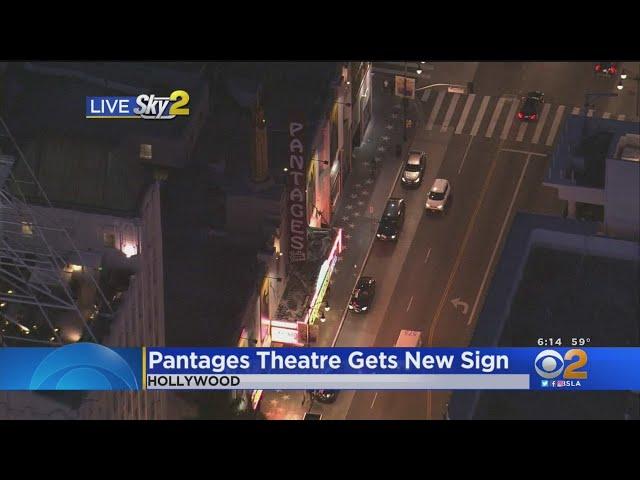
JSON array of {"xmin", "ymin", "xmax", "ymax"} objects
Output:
[{"xmin": 541, "ymin": 380, "xmax": 549, "ymax": 387}]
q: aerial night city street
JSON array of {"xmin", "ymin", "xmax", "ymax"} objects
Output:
[{"xmin": 0, "ymin": 61, "xmax": 638, "ymax": 421}]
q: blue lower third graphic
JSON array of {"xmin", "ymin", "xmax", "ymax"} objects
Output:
[{"xmin": 0, "ymin": 344, "xmax": 141, "ymax": 391}]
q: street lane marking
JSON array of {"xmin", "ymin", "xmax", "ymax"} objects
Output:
[
  {"xmin": 424, "ymin": 247, "xmax": 432, "ymax": 264},
  {"xmin": 602, "ymin": 112, "xmax": 611, "ymax": 119},
  {"xmin": 455, "ymin": 94, "xmax": 476, "ymax": 134},
  {"xmin": 587, "ymin": 109, "xmax": 594, "ymax": 117},
  {"xmin": 422, "ymin": 90, "xmax": 432, "ymax": 103},
  {"xmin": 500, "ymin": 148, "xmax": 547, "ymax": 158},
  {"xmin": 427, "ymin": 140, "xmax": 500, "ymax": 418},
  {"xmin": 572, "ymin": 107, "xmax": 581, "ymax": 115},
  {"xmin": 545, "ymin": 105, "xmax": 566, "ymax": 146},
  {"xmin": 441, "ymin": 94, "xmax": 460, "ymax": 132},
  {"xmin": 500, "ymin": 99, "xmax": 519, "ymax": 140},
  {"xmin": 531, "ymin": 103, "xmax": 551, "ymax": 144},
  {"xmin": 468, "ymin": 153, "xmax": 534, "ymax": 325},
  {"xmin": 618, "ymin": 114, "xmax": 626, "ymax": 121},
  {"xmin": 470, "ymin": 96, "xmax": 490, "ymax": 136},
  {"xmin": 485, "ymin": 98, "xmax": 506, "ymax": 138},
  {"xmin": 516, "ymin": 121, "xmax": 527, "ymax": 142},
  {"xmin": 426, "ymin": 91, "xmax": 446, "ymax": 131},
  {"xmin": 370, "ymin": 392, "xmax": 378, "ymax": 409},
  {"xmin": 458, "ymin": 135, "xmax": 474, "ymax": 174},
  {"xmin": 429, "ymin": 152, "xmax": 499, "ymax": 344},
  {"xmin": 406, "ymin": 296, "xmax": 413, "ymax": 312}
]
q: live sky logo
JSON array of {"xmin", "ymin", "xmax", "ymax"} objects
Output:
[{"xmin": 86, "ymin": 90, "xmax": 190, "ymax": 120}]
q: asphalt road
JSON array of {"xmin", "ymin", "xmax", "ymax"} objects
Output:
[{"xmin": 341, "ymin": 62, "xmax": 634, "ymax": 420}]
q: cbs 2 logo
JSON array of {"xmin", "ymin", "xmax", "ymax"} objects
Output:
[
  {"xmin": 535, "ymin": 349, "xmax": 588, "ymax": 379},
  {"xmin": 168, "ymin": 90, "xmax": 190, "ymax": 116}
]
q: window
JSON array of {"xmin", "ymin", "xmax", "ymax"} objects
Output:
[
  {"xmin": 140, "ymin": 144, "xmax": 153, "ymax": 160},
  {"xmin": 21, "ymin": 222, "xmax": 33, "ymax": 236},
  {"xmin": 103, "ymin": 232, "xmax": 116, "ymax": 248}
]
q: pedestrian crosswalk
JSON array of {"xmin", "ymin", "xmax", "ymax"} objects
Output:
[{"xmin": 419, "ymin": 92, "xmax": 632, "ymax": 147}]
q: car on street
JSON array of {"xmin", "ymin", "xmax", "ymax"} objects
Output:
[
  {"xmin": 517, "ymin": 91, "xmax": 544, "ymax": 121},
  {"xmin": 425, "ymin": 179, "xmax": 451, "ymax": 213},
  {"xmin": 349, "ymin": 276, "xmax": 376, "ymax": 313},
  {"xmin": 377, "ymin": 197, "xmax": 405, "ymax": 240},
  {"xmin": 313, "ymin": 390, "xmax": 339, "ymax": 404},
  {"xmin": 594, "ymin": 62, "xmax": 617, "ymax": 76},
  {"xmin": 401, "ymin": 150, "xmax": 427, "ymax": 187}
]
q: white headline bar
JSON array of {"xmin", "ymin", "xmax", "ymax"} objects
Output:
[{"xmin": 146, "ymin": 374, "xmax": 530, "ymax": 390}]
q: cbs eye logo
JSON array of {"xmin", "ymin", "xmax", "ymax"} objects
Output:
[
  {"xmin": 29, "ymin": 343, "xmax": 139, "ymax": 391},
  {"xmin": 534, "ymin": 349, "xmax": 588, "ymax": 379}
]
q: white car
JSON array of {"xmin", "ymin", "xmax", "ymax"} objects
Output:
[{"xmin": 425, "ymin": 179, "xmax": 451, "ymax": 212}]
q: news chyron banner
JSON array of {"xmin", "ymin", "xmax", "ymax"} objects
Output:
[{"xmin": 0, "ymin": 345, "xmax": 639, "ymax": 391}]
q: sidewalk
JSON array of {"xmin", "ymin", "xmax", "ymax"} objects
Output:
[{"xmin": 260, "ymin": 74, "xmax": 420, "ymax": 420}]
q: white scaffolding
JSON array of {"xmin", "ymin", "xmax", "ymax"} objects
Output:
[{"xmin": 0, "ymin": 115, "xmax": 113, "ymax": 347}]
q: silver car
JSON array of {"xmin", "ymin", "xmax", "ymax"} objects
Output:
[
  {"xmin": 425, "ymin": 178, "xmax": 451, "ymax": 212},
  {"xmin": 401, "ymin": 151, "xmax": 426, "ymax": 187}
]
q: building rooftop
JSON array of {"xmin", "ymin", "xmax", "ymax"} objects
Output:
[
  {"xmin": 546, "ymin": 115, "xmax": 639, "ymax": 189},
  {"xmin": 449, "ymin": 212, "xmax": 640, "ymax": 420}
]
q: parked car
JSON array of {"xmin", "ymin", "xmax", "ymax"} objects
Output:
[
  {"xmin": 401, "ymin": 150, "xmax": 427, "ymax": 187},
  {"xmin": 349, "ymin": 276, "xmax": 376, "ymax": 313},
  {"xmin": 377, "ymin": 197, "xmax": 405, "ymax": 240}
]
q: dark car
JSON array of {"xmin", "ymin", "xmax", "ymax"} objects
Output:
[
  {"xmin": 401, "ymin": 150, "xmax": 427, "ymax": 187},
  {"xmin": 313, "ymin": 390, "xmax": 339, "ymax": 404},
  {"xmin": 517, "ymin": 91, "xmax": 544, "ymax": 121},
  {"xmin": 376, "ymin": 197, "xmax": 405, "ymax": 241},
  {"xmin": 594, "ymin": 62, "xmax": 617, "ymax": 76},
  {"xmin": 349, "ymin": 276, "xmax": 376, "ymax": 313}
]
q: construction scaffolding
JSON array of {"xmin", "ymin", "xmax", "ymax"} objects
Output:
[{"xmin": 0, "ymin": 115, "xmax": 113, "ymax": 347}]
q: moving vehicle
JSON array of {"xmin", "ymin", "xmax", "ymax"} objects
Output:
[
  {"xmin": 425, "ymin": 178, "xmax": 451, "ymax": 213},
  {"xmin": 594, "ymin": 62, "xmax": 617, "ymax": 76},
  {"xmin": 395, "ymin": 329, "xmax": 422, "ymax": 347},
  {"xmin": 517, "ymin": 91, "xmax": 544, "ymax": 121},
  {"xmin": 313, "ymin": 390, "xmax": 339, "ymax": 404},
  {"xmin": 349, "ymin": 276, "xmax": 376, "ymax": 313},
  {"xmin": 377, "ymin": 197, "xmax": 405, "ymax": 240},
  {"xmin": 401, "ymin": 150, "xmax": 427, "ymax": 187}
]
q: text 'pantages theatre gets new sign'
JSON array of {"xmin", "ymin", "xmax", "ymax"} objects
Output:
[{"xmin": 288, "ymin": 121, "xmax": 307, "ymax": 263}]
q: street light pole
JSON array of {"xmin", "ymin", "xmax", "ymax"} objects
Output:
[{"xmin": 403, "ymin": 61, "xmax": 408, "ymax": 143}]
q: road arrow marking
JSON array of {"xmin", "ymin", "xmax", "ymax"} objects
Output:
[{"xmin": 451, "ymin": 298, "xmax": 469, "ymax": 315}]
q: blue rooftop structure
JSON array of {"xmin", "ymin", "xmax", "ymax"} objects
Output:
[{"xmin": 546, "ymin": 114, "xmax": 638, "ymax": 188}]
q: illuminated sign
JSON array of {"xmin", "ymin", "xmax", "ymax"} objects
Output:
[
  {"xmin": 305, "ymin": 229, "xmax": 342, "ymax": 326},
  {"xmin": 271, "ymin": 325, "xmax": 300, "ymax": 345},
  {"xmin": 287, "ymin": 121, "xmax": 307, "ymax": 263}
]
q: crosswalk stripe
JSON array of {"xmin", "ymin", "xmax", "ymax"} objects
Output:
[
  {"xmin": 485, "ymin": 98, "xmax": 506, "ymax": 138},
  {"xmin": 470, "ymin": 96, "xmax": 491, "ymax": 136},
  {"xmin": 617, "ymin": 114, "xmax": 626, "ymax": 121},
  {"xmin": 455, "ymin": 94, "xmax": 476, "ymax": 134},
  {"xmin": 501, "ymin": 99, "xmax": 520, "ymax": 140},
  {"xmin": 441, "ymin": 94, "xmax": 460, "ymax": 132},
  {"xmin": 587, "ymin": 109, "xmax": 594, "ymax": 117},
  {"xmin": 516, "ymin": 121, "xmax": 528, "ymax": 142},
  {"xmin": 421, "ymin": 90, "xmax": 432, "ymax": 103},
  {"xmin": 545, "ymin": 105, "xmax": 566, "ymax": 147},
  {"xmin": 602, "ymin": 112, "xmax": 611, "ymax": 119},
  {"xmin": 532, "ymin": 103, "xmax": 551, "ymax": 144},
  {"xmin": 426, "ymin": 91, "xmax": 446, "ymax": 131},
  {"xmin": 572, "ymin": 107, "xmax": 581, "ymax": 115}
]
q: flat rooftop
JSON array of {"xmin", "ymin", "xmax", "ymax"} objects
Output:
[
  {"xmin": 450, "ymin": 213, "xmax": 640, "ymax": 420},
  {"xmin": 546, "ymin": 115, "xmax": 639, "ymax": 189}
]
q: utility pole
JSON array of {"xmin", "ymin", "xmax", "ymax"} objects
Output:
[{"xmin": 403, "ymin": 61, "xmax": 408, "ymax": 142}]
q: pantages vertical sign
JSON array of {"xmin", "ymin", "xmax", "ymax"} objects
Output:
[{"xmin": 288, "ymin": 121, "xmax": 307, "ymax": 263}]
